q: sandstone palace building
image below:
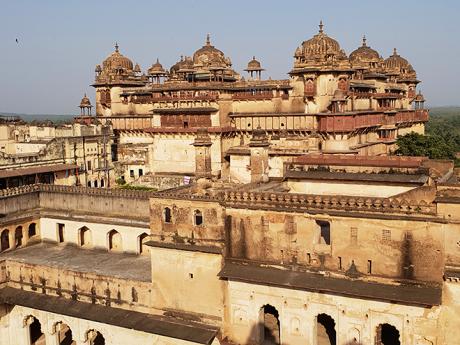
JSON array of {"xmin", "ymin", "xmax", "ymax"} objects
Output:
[{"xmin": 1, "ymin": 23, "xmax": 460, "ymax": 345}]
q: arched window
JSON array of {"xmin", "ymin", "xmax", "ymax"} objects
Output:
[
  {"xmin": 55, "ymin": 321, "xmax": 75, "ymax": 345},
  {"xmin": 79, "ymin": 227, "xmax": 92, "ymax": 247},
  {"xmin": 317, "ymin": 313, "xmax": 336, "ymax": 345},
  {"xmin": 108, "ymin": 230, "xmax": 122, "ymax": 251},
  {"xmin": 164, "ymin": 207, "xmax": 172, "ymax": 223},
  {"xmin": 376, "ymin": 323, "xmax": 400, "ymax": 345},
  {"xmin": 138, "ymin": 233, "xmax": 149, "ymax": 255},
  {"xmin": 100, "ymin": 179, "xmax": 105, "ymax": 187},
  {"xmin": 15, "ymin": 226, "xmax": 23, "ymax": 247},
  {"xmin": 194, "ymin": 210, "xmax": 203, "ymax": 226},
  {"xmin": 86, "ymin": 330, "xmax": 105, "ymax": 345},
  {"xmin": 28, "ymin": 316, "xmax": 45, "ymax": 345},
  {"xmin": 1, "ymin": 230, "xmax": 10, "ymax": 251},
  {"xmin": 260, "ymin": 304, "xmax": 280, "ymax": 345},
  {"xmin": 28, "ymin": 223, "xmax": 37, "ymax": 238},
  {"xmin": 316, "ymin": 220, "xmax": 331, "ymax": 245},
  {"xmin": 87, "ymin": 181, "xmax": 91, "ymax": 187}
]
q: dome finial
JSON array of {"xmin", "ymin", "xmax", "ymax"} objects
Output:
[
  {"xmin": 393, "ymin": 47, "xmax": 398, "ymax": 55},
  {"xmin": 362, "ymin": 35, "xmax": 367, "ymax": 47},
  {"xmin": 253, "ymin": 55, "xmax": 256, "ymax": 60},
  {"xmin": 319, "ymin": 20, "xmax": 324, "ymax": 33},
  {"xmin": 156, "ymin": 57, "xmax": 159, "ymax": 63},
  {"xmin": 115, "ymin": 42, "xmax": 119, "ymax": 53},
  {"xmin": 206, "ymin": 33, "xmax": 211, "ymax": 46}
]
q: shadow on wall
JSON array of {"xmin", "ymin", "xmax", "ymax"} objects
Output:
[{"xmin": 242, "ymin": 322, "xmax": 365, "ymax": 345}]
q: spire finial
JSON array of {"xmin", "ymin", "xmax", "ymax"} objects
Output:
[
  {"xmin": 156, "ymin": 57, "xmax": 159, "ymax": 63},
  {"xmin": 115, "ymin": 42, "xmax": 119, "ymax": 52},
  {"xmin": 393, "ymin": 47, "xmax": 397, "ymax": 55},
  {"xmin": 253, "ymin": 55, "xmax": 256, "ymax": 60},
  {"xmin": 180, "ymin": 55, "xmax": 184, "ymax": 61},
  {"xmin": 206, "ymin": 33, "xmax": 211, "ymax": 45},
  {"xmin": 319, "ymin": 20, "xmax": 324, "ymax": 33},
  {"xmin": 362, "ymin": 35, "xmax": 367, "ymax": 47},
  {"xmin": 84, "ymin": 93, "xmax": 87, "ymax": 97}
]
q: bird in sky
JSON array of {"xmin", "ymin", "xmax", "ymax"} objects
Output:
[{"xmin": 15, "ymin": 38, "xmax": 19, "ymax": 43}]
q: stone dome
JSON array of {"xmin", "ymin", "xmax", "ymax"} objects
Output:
[
  {"xmin": 192, "ymin": 34, "xmax": 232, "ymax": 68},
  {"xmin": 79, "ymin": 94, "xmax": 91, "ymax": 107},
  {"xmin": 102, "ymin": 43, "xmax": 134, "ymax": 72},
  {"xmin": 384, "ymin": 48, "xmax": 413, "ymax": 72},
  {"xmin": 246, "ymin": 56, "xmax": 263, "ymax": 71},
  {"xmin": 170, "ymin": 56, "xmax": 193, "ymax": 74},
  {"xmin": 350, "ymin": 36, "xmax": 381, "ymax": 62},
  {"xmin": 148, "ymin": 58, "xmax": 165, "ymax": 75},
  {"xmin": 297, "ymin": 21, "xmax": 347, "ymax": 61}
]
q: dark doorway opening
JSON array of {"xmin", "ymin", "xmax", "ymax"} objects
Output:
[
  {"xmin": 376, "ymin": 323, "xmax": 400, "ymax": 345},
  {"xmin": 261, "ymin": 304, "xmax": 280, "ymax": 345},
  {"xmin": 317, "ymin": 313, "xmax": 336, "ymax": 345}
]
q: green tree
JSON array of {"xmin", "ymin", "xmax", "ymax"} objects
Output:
[{"xmin": 395, "ymin": 132, "xmax": 455, "ymax": 160}]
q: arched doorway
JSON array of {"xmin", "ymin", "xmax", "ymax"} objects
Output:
[
  {"xmin": 28, "ymin": 223, "xmax": 37, "ymax": 238},
  {"xmin": 15, "ymin": 226, "xmax": 23, "ymax": 247},
  {"xmin": 79, "ymin": 227, "xmax": 92, "ymax": 247},
  {"xmin": 138, "ymin": 233, "xmax": 149, "ymax": 255},
  {"xmin": 87, "ymin": 330, "xmax": 105, "ymax": 345},
  {"xmin": 55, "ymin": 322, "xmax": 75, "ymax": 345},
  {"xmin": 1, "ymin": 229, "xmax": 10, "ymax": 251},
  {"xmin": 29, "ymin": 316, "xmax": 46, "ymax": 345},
  {"xmin": 317, "ymin": 313, "xmax": 336, "ymax": 345},
  {"xmin": 376, "ymin": 323, "xmax": 400, "ymax": 345},
  {"xmin": 108, "ymin": 230, "xmax": 122, "ymax": 251},
  {"xmin": 260, "ymin": 304, "xmax": 280, "ymax": 345}
]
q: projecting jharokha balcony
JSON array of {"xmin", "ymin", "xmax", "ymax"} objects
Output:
[{"xmin": 317, "ymin": 109, "xmax": 428, "ymax": 132}]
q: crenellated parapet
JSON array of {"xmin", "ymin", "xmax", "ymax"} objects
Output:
[{"xmin": 223, "ymin": 190, "xmax": 436, "ymax": 216}]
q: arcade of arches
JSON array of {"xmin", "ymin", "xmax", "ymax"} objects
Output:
[
  {"xmin": 0, "ymin": 222, "xmax": 38, "ymax": 253},
  {"xmin": 256, "ymin": 306, "xmax": 402, "ymax": 345}
]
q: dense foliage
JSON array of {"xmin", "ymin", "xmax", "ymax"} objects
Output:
[{"xmin": 395, "ymin": 107, "xmax": 460, "ymax": 162}]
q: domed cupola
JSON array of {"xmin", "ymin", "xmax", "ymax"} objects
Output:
[
  {"xmin": 350, "ymin": 36, "xmax": 381, "ymax": 62},
  {"xmin": 293, "ymin": 21, "xmax": 349, "ymax": 70},
  {"xmin": 102, "ymin": 43, "xmax": 134, "ymax": 72},
  {"xmin": 94, "ymin": 43, "xmax": 146, "ymax": 86},
  {"xmin": 384, "ymin": 48, "xmax": 416, "ymax": 79},
  {"xmin": 192, "ymin": 34, "xmax": 232, "ymax": 69}
]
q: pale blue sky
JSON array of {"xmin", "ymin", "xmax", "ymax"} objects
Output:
[{"xmin": 0, "ymin": 0, "xmax": 458, "ymax": 114}]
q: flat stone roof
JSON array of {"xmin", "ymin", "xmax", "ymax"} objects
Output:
[
  {"xmin": 0, "ymin": 243, "xmax": 151, "ymax": 282},
  {"xmin": 0, "ymin": 287, "xmax": 217, "ymax": 344},
  {"xmin": 219, "ymin": 260, "xmax": 442, "ymax": 307}
]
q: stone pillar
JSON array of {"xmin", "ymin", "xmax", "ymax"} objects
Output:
[
  {"xmin": 193, "ymin": 128, "xmax": 213, "ymax": 178},
  {"xmin": 249, "ymin": 127, "xmax": 270, "ymax": 183}
]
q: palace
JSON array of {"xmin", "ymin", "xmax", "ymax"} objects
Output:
[
  {"xmin": 90, "ymin": 22, "xmax": 427, "ymax": 184},
  {"xmin": 1, "ymin": 23, "xmax": 459, "ymax": 345}
]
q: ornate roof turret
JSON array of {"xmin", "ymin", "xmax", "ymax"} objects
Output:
[
  {"xmin": 79, "ymin": 93, "xmax": 91, "ymax": 107},
  {"xmin": 350, "ymin": 36, "xmax": 384, "ymax": 72},
  {"xmin": 148, "ymin": 58, "xmax": 165, "ymax": 75},
  {"xmin": 350, "ymin": 36, "xmax": 381, "ymax": 62},
  {"xmin": 93, "ymin": 43, "xmax": 147, "ymax": 86},
  {"xmin": 384, "ymin": 48, "xmax": 416, "ymax": 79},
  {"xmin": 292, "ymin": 21, "xmax": 350, "ymax": 71},
  {"xmin": 245, "ymin": 56, "xmax": 264, "ymax": 72},
  {"xmin": 102, "ymin": 43, "xmax": 134, "ymax": 71},
  {"xmin": 192, "ymin": 34, "xmax": 232, "ymax": 69}
]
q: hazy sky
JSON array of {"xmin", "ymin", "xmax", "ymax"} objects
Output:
[{"xmin": 0, "ymin": 0, "xmax": 459, "ymax": 114}]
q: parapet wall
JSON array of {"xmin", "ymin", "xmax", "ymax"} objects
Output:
[{"xmin": 0, "ymin": 184, "xmax": 154, "ymax": 221}]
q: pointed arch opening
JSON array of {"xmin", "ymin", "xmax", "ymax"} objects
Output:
[
  {"xmin": 138, "ymin": 232, "xmax": 149, "ymax": 255},
  {"xmin": 317, "ymin": 313, "xmax": 336, "ymax": 345},
  {"xmin": 376, "ymin": 323, "xmax": 400, "ymax": 345},
  {"xmin": 259, "ymin": 304, "xmax": 280, "ymax": 345},
  {"xmin": 86, "ymin": 330, "xmax": 105, "ymax": 345},
  {"xmin": 28, "ymin": 223, "xmax": 37, "ymax": 238},
  {"xmin": 108, "ymin": 230, "xmax": 122, "ymax": 251},
  {"xmin": 79, "ymin": 226, "xmax": 92, "ymax": 248},
  {"xmin": 55, "ymin": 321, "xmax": 75, "ymax": 345},
  {"xmin": 1, "ymin": 229, "xmax": 10, "ymax": 251},
  {"xmin": 15, "ymin": 226, "xmax": 23, "ymax": 247},
  {"xmin": 29, "ymin": 316, "xmax": 46, "ymax": 345}
]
